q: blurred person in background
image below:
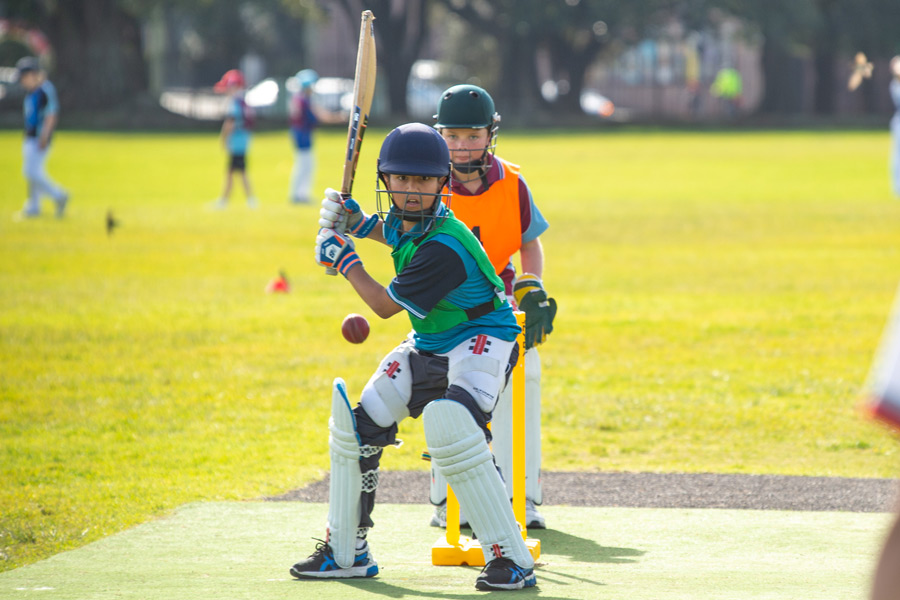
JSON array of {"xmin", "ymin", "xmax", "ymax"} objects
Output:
[
  {"xmin": 288, "ymin": 69, "xmax": 319, "ymax": 205},
  {"xmin": 212, "ymin": 69, "xmax": 258, "ymax": 209},
  {"xmin": 889, "ymin": 56, "xmax": 900, "ymax": 197},
  {"xmin": 288, "ymin": 69, "xmax": 345, "ymax": 204},
  {"xmin": 16, "ymin": 56, "xmax": 69, "ymax": 219}
]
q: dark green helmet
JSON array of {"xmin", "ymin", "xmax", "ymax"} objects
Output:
[{"xmin": 434, "ymin": 84, "xmax": 500, "ymax": 131}]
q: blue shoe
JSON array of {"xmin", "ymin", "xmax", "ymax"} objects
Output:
[
  {"xmin": 290, "ymin": 539, "xmax": 378, "ymax": 579},
  {"xmin": 475, "ymin": 557, "xmax": 537, "ymax": 591}
]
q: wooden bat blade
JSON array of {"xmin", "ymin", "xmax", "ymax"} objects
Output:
[
  {"xmin": 325, "ymin": 10, "xmax": 376, "ymax": 276},
  {"xmin": 341, "ymin": 9, "xmax": 377, "ymax": 198}
]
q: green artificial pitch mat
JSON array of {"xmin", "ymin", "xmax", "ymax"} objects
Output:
[{"xmin": 0, "ymin": 502, "xmax": 890, "ymax": 599}]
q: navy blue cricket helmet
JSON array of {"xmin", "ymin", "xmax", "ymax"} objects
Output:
[
  {"xmin": 376, "ymin": 123, "xmax": 452, "ymax": 233},
  {"xmin": 377, "ymin": 123, "xmax": 451, "ymax": 178}
]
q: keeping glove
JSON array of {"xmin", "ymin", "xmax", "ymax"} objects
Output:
[
  {"xmin": 319, "ymin": 188, "xmax": 378, "ymax": 238},
  {"xmin": 513, "ymin": 274, "xmax": 558, "ymax": 349},
  {"xmin": 315, "ymin": 227, "xmax": 361, "ymax": 276}
]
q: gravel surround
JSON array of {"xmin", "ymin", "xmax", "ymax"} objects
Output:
[{"xmin": 267, "ymin": 471, "xmax": 900, "ymax": 513}]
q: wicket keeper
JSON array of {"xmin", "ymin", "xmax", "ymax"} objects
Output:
[{"xmin": 431, "ymin": 84, "xmax": 556, "ymax": 529}]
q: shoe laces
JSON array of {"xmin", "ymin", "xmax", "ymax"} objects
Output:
[
  {"xmin": 484, "ymin": 556, "xmax": 516, "ymax": 571},
  {"xmin": 308, "ymin": 538, "xmax": 332, "ymax": 559}
]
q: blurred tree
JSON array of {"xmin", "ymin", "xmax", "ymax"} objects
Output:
[
  {"xmin": 0, "ymin": 0, "xmax": 147, "ymax": 109},
  {"xmin": 815, "ymin": 0, "xmax": 900, "ymax": 114},
  {"xmin": 0, "ymin": 0, "xmax": 320, "ymax": 110},
  {"xmin": 326, "ymin": 0, "xmax": 432, "ymax": 118},
  {"xmin": 685, "ymin": 0, "xmax": 819, "ymax": 115},
  {"xmin": 711, "ymin": 0, "xmax": 900, "ymax": 115},
  {"xmin": 437, "ymin": 0, "xmax": 669, "ymax": 119}
]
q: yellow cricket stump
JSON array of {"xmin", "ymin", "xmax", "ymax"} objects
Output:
[{"xmin": 432, "ymin": 311, "xmax": 541, "ymax": 566}]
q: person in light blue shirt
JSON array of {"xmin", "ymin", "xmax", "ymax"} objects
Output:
[
  {"xmin": 212, "ymin": 70, "xmax": 258, "ymax": 209},
  {"xmin": 17, "ymin": 56, "xmax": 68, "ymax": 219}
]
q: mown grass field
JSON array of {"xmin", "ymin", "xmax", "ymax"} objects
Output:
[{"xmin": 2, "ymin": 127, "xmax": 900, "ymax": 572}]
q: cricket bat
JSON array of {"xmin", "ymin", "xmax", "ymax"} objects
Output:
[{"xmin": 325, "ymin": 9, "xmax": 376, "ymax": 276}]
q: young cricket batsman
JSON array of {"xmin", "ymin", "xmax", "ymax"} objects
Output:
[{"xmin": 291, "ymin": 123, "xmax": 537, "ymax": 590}]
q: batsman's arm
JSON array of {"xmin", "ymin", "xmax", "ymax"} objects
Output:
[
  {"xmin": 344, "ymin": 266, "xmax": 404, "ymax": 319},
  {"xmin": 315, "ymin": 227, "xmax": 401, "ymax": 318}
]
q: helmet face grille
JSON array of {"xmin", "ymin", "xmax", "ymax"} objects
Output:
[
  {"xmin": 375, "ymin": 177, "xmax": 452, "ymax": 237},
  {"xmin": 375, "ymin": 123, "xmax": 453, "ymax": 236}
]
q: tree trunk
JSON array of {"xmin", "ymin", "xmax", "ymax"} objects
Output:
[
  {"xmin": 495, "ymin": 28, "xmax": 541, "ymax": 122},
  {"xmin": 44, "ymin": 0, "xmax": 147, "ymax": 110},
  {"xmin": 333, "ymin": 0, "xmax": 430, "ymax": 118},
  {"xmin": 812, "ymin": 0, "xmax": 839, "ymax": 115}
]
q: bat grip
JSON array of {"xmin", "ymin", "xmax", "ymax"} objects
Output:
[{"xmin": 324, "ymin": 193, "xmax": 350, "ymax": 276}]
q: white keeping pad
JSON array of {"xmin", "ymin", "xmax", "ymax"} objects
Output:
[{"xmin": 491, "ymin": 346, "xmax": 543, "ymax": 503}]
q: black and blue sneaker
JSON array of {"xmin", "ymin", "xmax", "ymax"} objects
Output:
[
  {"xmin": 475, "ymin": 557, "xmax": 537, "ymax": 590},
  {"xmin": 290, "ymin": 539, "xmax": 378, "ymax": 579}
]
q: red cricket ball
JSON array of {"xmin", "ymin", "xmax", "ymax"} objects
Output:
[{"xmin": 341, "ymin": 313, "xmax": 370, "ymax": 344}]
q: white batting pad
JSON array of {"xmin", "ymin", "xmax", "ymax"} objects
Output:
[
  {"xmin": 492, "ymin": 347, "xmax": 543, "ymax": 503},
  {"xmin": 327, "ymin": 377, "xmax": 362, "ymax": 568},
  {"xmin": 424, "ymin": 399, "xmax": 534, "ymax": 568}
]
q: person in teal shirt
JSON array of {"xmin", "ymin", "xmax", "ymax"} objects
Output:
[
  {"xmin": 292, "ymin": 124, "xmax": 537, "ymax": 591},
  {"xmin": 212, "ymin": 69, "xmax": 258, "ymax": 209}
]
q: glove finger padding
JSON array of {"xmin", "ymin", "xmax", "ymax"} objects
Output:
[
  {"xmin": 514, "ymin": 274, "xmax": 557, "ymax": 349},
  {"xmin": 517, "ymin": 288, "xmax": 557, "ymax": 349},
  {"xmin": 545, "ymin": 296, "xmax": 558, "ymax": 335},
  {"xmin": 319, "ymin": 190, "xmax": 346, "ymax": 229}
]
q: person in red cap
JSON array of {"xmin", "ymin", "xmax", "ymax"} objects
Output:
[{"xmin": 212, "ymin": 69, "xmax": 258, "ymax": 209}]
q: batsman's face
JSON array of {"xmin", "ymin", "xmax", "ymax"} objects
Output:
[
  {"xmin": 440, "ymin": 128, "xmax": 490, "ymax": 163},
  {"xmin": 386, "ymin": 174, "xmax": 442, "ymax": 212}
]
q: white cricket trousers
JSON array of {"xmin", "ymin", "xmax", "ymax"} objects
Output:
[
  {"xmin": 290, "ymin": 148, "xmax": 314, "ymax": 203},
  {"xmin": 22, "ymin": 137, "xmax": 65, "ymax": 213}
]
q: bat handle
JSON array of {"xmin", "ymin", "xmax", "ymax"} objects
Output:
[{"xmin": 324, "ymin": 193, "xmax": 350, "ymax": 276}]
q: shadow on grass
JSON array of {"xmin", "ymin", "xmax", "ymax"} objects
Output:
[
  {"xmin": 293, "ymin": 577, "xmax": 577, "ymax": 599},
  {"xmin": 531, "ymin": 527, "xmax": 645, "ymax": 564}
]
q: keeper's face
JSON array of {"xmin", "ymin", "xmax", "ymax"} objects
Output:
[
  {"xmin": 386, "ymin": 174, "xmax": 443, "ymax": 213},
  {"xmin": 440, "ymin": 127, "xmax": 490, "ymax": 164}
]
